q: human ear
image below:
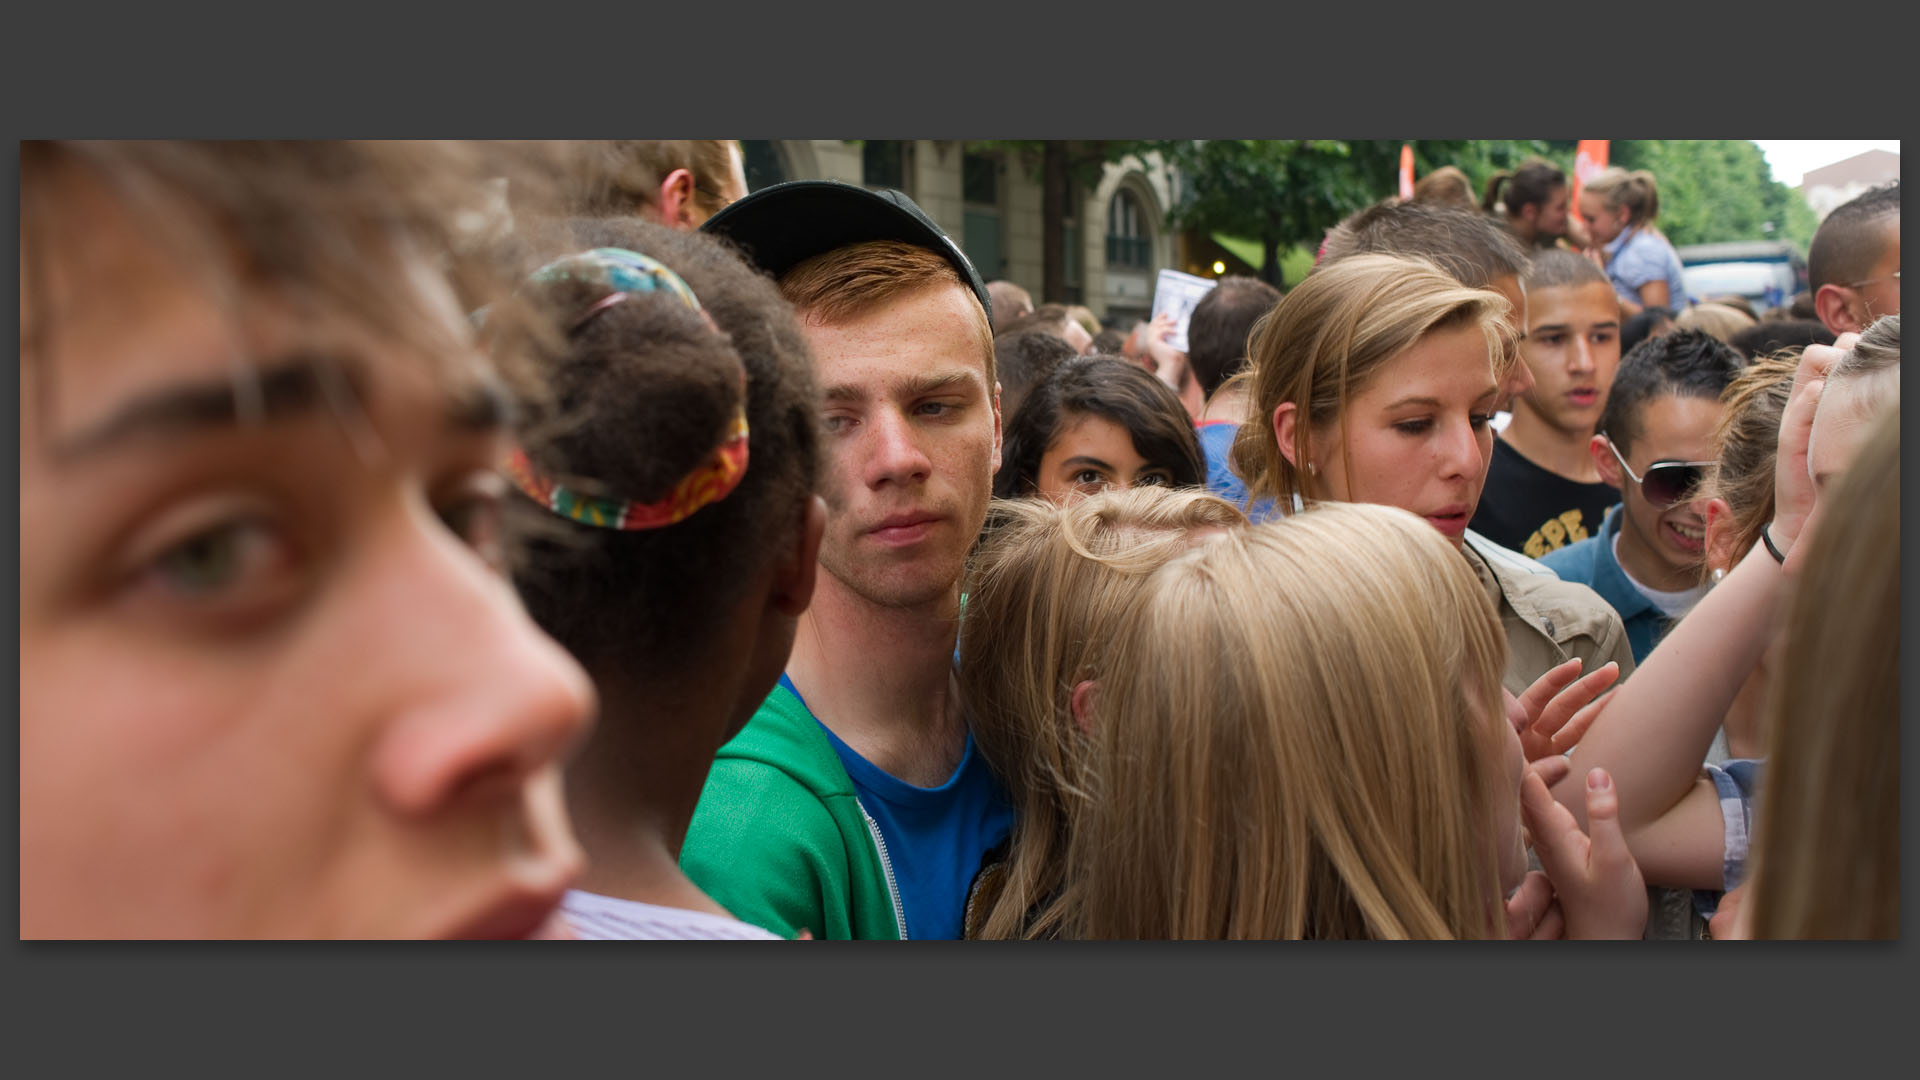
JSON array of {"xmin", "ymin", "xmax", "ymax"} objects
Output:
[
  {"xmin": 1069, "ymin": 679, "xmax": 1097, "ymax": 736},
  {"xmin": 657, "ymin": 168, "xmax": 698, "ymax": 229},
  {"xmin": 770, "ymin": 496, "xmax": 827, "ymax": 617},
  {"xmin": 1272, "ymin": 401, "xmax": 1301, "ymax": 469},
  {"xmin": 1590, "ymin": 433, "xmax": 1623, "ymax": 488},
  {"xmin": 991, "ymin": 381, "xmax": 1004, "ymax": 476},
  {"xmin": 1814, "ymin": 284, "xmax": 1864, "ymax": 336}
]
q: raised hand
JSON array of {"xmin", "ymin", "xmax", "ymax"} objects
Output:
[
  {"xmin": 1522, "ymin": 766, "xmax": 1647, "ymax": 938},
  {"xmin": 1507, "ymin": 657, "xmax": 1621, "ymax": 762}
]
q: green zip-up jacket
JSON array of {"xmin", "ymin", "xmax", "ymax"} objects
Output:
[{"xmin": 680, "ymin": 685, "xmax": 906, "ymax": 940}]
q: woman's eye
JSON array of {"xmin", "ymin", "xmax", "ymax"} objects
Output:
[
  {"xmin": 1393, "ymin": 419, "xmax": 1433, "ymax": 436},
  {"xmin": 1073, "ymin": 469, "xmax": 1108, "ymax": 486},
  {"xmin": 1470, "ymin": 413, "xmax": 1496, "ymax": 430},
  {"xmin": 1136, "ymin": 472, "xmax": 1170, "ymax": 487}
]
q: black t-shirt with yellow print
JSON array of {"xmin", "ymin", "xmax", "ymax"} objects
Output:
[{"xmin": 1471, "ymin": 435, "xmax": 1620, "ymax": 559}]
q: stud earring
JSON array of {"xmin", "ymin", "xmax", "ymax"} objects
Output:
[
  {"xmin": 1710, "ymin": 567, "xmax": 1727, "ymax": 586},
  {"xmin": 1307, "ymin": 462, "xmax": 1319, "ymax": 476}
]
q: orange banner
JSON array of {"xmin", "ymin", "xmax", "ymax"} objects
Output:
[{"xmin": 1571, "ymin": 140, "xmax": 1610, "ymax": 209}]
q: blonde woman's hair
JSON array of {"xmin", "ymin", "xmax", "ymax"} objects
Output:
[
  {"xmin": 959, "ymin": 487, "xmax": 1248, "ymax": 939},
  {"xmin": 1229, "ymin": 253, "xmax": 1517, "ymax": 509},
  {"xmin": 1747, "ymin": 403, "xmax": 1899, "ymax": 938},
  {"xmin": 1698, "ymin": 354, "xmax": 1797, "ymax": 581},
  {"xmin": 1582, "ymin": 167, "xmax": 1662, "ymax": 225},
  {"xmin": 1066, "ymin": 502, "xmax": 1511, "ymax": 939}
]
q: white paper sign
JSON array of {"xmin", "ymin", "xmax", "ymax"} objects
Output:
[{"xmin": 1150, "ymin": 268, "xmax": 1218, "ymax": 353}]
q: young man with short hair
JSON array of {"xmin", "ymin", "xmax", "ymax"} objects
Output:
[
  {"xmin": 1470, "ymin": 250, "xmax": 1624, "ymax": 557},
  {"xmin": 1541, "ymin": 329, "xmax": 1743, "ymax": 663},
  {"xmin": 680, "ymin": 182, "xmax": 1014, "ymax": 940},
  {"xmin": 1188, "ymin": 276, "xmax": 1282, "ymax": 514},
  {"xmin": 1809, "ymin": 181, "xmax": 1899, "ymax": 336}
]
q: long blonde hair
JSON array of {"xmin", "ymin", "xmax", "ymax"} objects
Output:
[
  {"xmin": 1066, "ymin": 502, "xmax": 1511, "ymax": 939},
  {"xmin": 959, "ymin": 487, "xmax": 1248, "ymax": 939},
  {"xmin": 1229, "ymin": 253, "xmax": 1516, "ymax": 510},
  {"xmin": 1746, "ymin": 404, "xmax": 1899, "ymax": 938}
]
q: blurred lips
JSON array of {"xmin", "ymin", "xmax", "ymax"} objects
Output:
[{"xmin": 1567, "ymin": 387, "xmax": 1598, "ymax": 408}]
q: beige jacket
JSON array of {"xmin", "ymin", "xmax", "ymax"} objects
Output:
[{"xmin": 1463, "ymin": 532, "xmax": 1637, "ymax": 696}]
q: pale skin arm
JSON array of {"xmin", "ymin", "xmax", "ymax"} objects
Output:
[{"xmin": 1550, "ymin": 341, "xmax": 1841, "ymax": 889}]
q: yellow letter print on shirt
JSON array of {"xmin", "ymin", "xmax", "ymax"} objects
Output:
[{"xmin": 1523, "ymin": 509, "xmax": 1590, "ymax": 558}]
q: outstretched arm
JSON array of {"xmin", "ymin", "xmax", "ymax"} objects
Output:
[{"xmin": 1550, "ymin": 340, "xmax": 1840, "ymax": 888}]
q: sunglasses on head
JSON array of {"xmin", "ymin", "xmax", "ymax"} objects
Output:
[{"xmin": 1602, "ymin": 434, "xmax": 1714, "ymax": 510}]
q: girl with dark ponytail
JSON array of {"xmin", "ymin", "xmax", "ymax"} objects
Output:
[
  {"xmin": 1483, "ymin": 159, "xmax": 1573, "ymax": 249},
  {"xmin": 503, "ymin": 221, "xmax": 827, "ymax": 939}
]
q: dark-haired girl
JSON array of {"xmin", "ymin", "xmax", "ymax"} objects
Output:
[{"xmin": 994, "ymin": 355, "xmax": 1204, "ymax": 502}]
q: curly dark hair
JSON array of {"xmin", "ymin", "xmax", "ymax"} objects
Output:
[{"xmin": 505, "ymin": 218, "xmax": 820, "ymax": 680}]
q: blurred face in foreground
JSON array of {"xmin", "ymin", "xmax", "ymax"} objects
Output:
[{"xmin": 19, "ymin": 161, "xmax": 596, "ymax": 938}]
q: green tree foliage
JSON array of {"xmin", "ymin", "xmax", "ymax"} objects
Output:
[
  {"xmin": 1160, "ymin": 140, "xmax": 1530, "ymax": 285},
  {"xmin": 1160, "ymin": 141, "xmax": 1819, "ymax": 287},
  {"xmin": 1609, "ymin": 140, "xmax": 1817, "ymax": 251}
]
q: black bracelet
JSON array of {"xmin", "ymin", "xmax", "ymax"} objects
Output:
[{"xmin": 1762, "ymin": 524, "xmax": 1789, "ymax": 564}]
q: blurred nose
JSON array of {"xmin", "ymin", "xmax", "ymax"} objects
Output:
[
  {"xmin": 863, "ymin": 406, "xmax": 933, "ymax": 490},
  {"xmin": 369, "ymin": 510, "xmax": 596, "ymax": 820},
  {"xmin": 1569, "ymin": 336, "xmax": 1595, "ymax": 377}
]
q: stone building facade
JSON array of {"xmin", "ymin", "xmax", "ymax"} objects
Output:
[{"xmin": 740, "ymin": 140, "xmax": 1183, "ymax": 329}]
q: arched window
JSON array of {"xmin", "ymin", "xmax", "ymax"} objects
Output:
[{"xmin": 1106, "ymin": 188, "xmax": 1152, "ymax": 269}]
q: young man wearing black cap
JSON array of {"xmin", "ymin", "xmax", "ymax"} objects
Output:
[{"xmin": 679, "ymin": 182, "xmax": 1014, "ymax": 940}]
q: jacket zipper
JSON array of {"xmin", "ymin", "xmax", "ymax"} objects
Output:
[{"xmin": 856, "ymin": 798, "xmax": 908, "ymax": 940}]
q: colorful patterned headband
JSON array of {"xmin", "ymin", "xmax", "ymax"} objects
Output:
[{"xmin": 507, "ymin": 247, "xmax": 751, "ymax": 530}]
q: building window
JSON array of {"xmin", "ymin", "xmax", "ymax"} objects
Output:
[
  {"xmin": 740, "ymin": 141, "xmax": 787, "ymax": 193},
  {"xmin": 1106, "ymin": 188, "xmax": 1152, "ymax": 269},
  {"xmin": 962, "ymin": 152, "xmax": 1003, "ymax": 278},
  {"xmin": 862, "ymin": 140, "xmax": 910, "ymax": 192},
  {"xmin": 963, "ymin": 152, "xmax": 998, "ymax": 205}
]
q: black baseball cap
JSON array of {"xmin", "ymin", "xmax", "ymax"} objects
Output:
[{"xmin": 700, "ymin": 179, "xmax": 993, "ymax": 323}]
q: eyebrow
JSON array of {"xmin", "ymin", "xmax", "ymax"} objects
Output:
[
  {"xmin": 1529, "ymin": 321, "xmax": 1620, "ymax": 334},
  {"xmin": 823, "ymin": 369, "xmax": 980, "ymax": 404},
  {"xmin": 1059, "ymin": 455, "xmax": 1115, "ymax": 472},
  {"xmin": 1382, "ymin": 388, "xmax": 1500, "ymax": 410},
  {"xmin": 51, "ymin": 353, "xmax": 506, "ymax": 461}
]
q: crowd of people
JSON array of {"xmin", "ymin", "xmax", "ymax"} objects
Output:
[{"xmin": 19, "ymin": 140, "xmax": 1899, "ymax": 940}]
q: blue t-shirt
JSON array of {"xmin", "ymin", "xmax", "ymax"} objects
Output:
[
  {"xmin": 1198, "ymin": 421, "xmax": 1279, "ymax": 524},
  {"xmin": 1605, "ymin": 227, "xmax": 1690, "ymax": 311},
  {"xmin": 779, "ymin": 673, "xmax": 1014, "ymax": 941}
]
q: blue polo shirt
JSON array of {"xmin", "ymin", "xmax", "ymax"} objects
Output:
[{"xmin": 1539, "ymin": 505, "xmax": 1677, "ymax": 664}]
